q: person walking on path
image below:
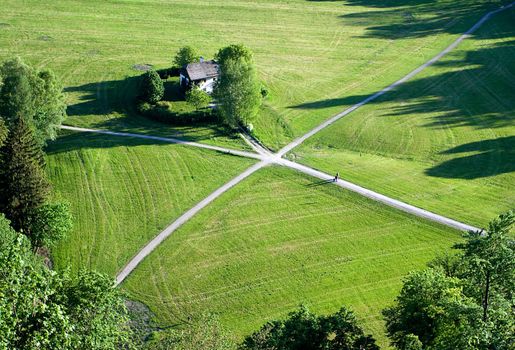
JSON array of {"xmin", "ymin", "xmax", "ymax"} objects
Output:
[{"xmin": 334, "ymin": 172, "xmax": 339, "ymax": 182}]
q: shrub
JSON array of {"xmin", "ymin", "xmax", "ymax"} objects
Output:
[
  {"xmin": 186, "ymin": 87, "xmax": 211, "ymax": 109},
  {"xmin": 137, "ymin": 101, "xmax": 218, "ymax": 126},
  {"xmin": 140, "ymin": 70, "xmax": 164, "ymax": 104}
]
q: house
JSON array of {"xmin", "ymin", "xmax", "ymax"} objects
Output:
[{"xmin": 180, "ymin": 59, "xmax": 220, "ymax": 94}]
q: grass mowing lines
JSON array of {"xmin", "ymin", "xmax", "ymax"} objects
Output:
[
  {"xmin": 292, "ymin": 8, "xmax": 515, "ymax": 227},
  {"xmin": 46, "ymin": 131, "xmax": 256, "ymax": 276},
  {"xmin": 121, "ymin": 166, "xmax": 460, "ymax": 348},
  {"xmin": 1, "ymin": 0, "xmax": 508, "ymax": 150}
]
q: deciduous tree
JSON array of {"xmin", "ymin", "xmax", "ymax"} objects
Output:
[
  {"xmin": 214, "ymin": 45, "xmax": 261, "ymax": 127},
  {"xmin": 0, "ymin": 215, "xmax": 133, "ymax": 350},
  {"xmin": 186, "ymin": 86, "xmax": 211, "ymax": 109},
  {"xmin": 383, "ymin": 211, "xmax": 515, "ymax": 350},
  {"xmin": 26, "ymin": 201, "xmax": 73, "ymax": 248},
  {"xmin": 173, "ymin": 46, "xmax": 200, "ymax": 67},
  {"xmin": 0, "ymin": 57, "xmax": 66, "ymax": 145},
  {"xmin": 242, "ymin": 305, "xmax": 378, "ymax": 350}
]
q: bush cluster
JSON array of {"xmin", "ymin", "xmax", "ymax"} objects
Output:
[{"xmin": 137, "ymin": 101, "xmax": 218, "ymax": 126}]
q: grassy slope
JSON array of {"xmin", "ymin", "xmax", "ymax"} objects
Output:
[
  {"xmin": 46, "ymin": 131, "xmax": 255, "ymax": 276},
  {"xmin": 0, "ymin": 0, "xmax": 508, "ymax": 149},
  {"xmin": 122, "ymin": 166, "xmax": 460, "ymax": 347},
  {"xmin": 293, "ymin": 8, "xmax": 515, "ymax": 227}
]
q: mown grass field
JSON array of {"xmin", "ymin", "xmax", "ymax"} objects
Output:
[
  {"xmin": 1, "ymin": 0, "xmax": 512, "ymax": 346},
  {"xmin": 122, "ymin": 166, "xmax": 461, "ymax": 347},
  {"xmin": 292, "ymin": 8, "xmax": 515, "ymax": 228},
  {"xmin": 46, "ymin": 131, "xmax": 255, "ymax": 276},
  {"xmin": 1, "ymin": 0, "xmax": 509, "ymax": 148}
]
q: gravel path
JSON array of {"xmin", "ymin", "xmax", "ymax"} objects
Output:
[
  {"xmin": 60, "ymin": 2, "xmax": 512, "ymax": 285},
  {"xmin": 60, "ymin": 125, "xmax": 266, "ymax": 161}
]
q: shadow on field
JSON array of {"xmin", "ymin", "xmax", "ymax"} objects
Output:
[
  {"xmin": 59, "ymin": 76, "xmax": 236, "ymax": 152},
  {"xmin": 305, "ymin": 179, "xmax": 334, "ymax": 187},
  {"xmin": 426, "ymin": 136, "xmax": 515, "ymax": 179},
  {"xmin": 291, "ymin": 8, "xmax": 515, "ymax": 179},
  {"xmin": 310, "ymin": 0, "xmax": 513, "ymax": 40},
  {"xmin": 64, "ymin": 76, "xmax": 140, "ymax": 118},
  {"xmin": 45, "ymin": 128, "xmax": 238, "ymax": 157}
]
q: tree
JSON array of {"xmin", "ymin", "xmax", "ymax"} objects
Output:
[
  {"xmin": 145, "ymin": 313, "xmax": 235, "ymax": 350},
  {"xmin": 0, "ymin": 117, "xmax": 50, "ymax": 233},
  {"xmin": 0, "ymin": 215, "xmax": 72, "ymax": 350},
  {"xmin": 242, "ymin": 305, "xmax": 378, "ymax": 350},
  {"xmin": 26, "ymin": 202, "xmax": 73, "ymax": 248},
  {"xmin": 454, "ymin": 211, "xmax": 514, "ymax": 322},
  {"xmin": 173, "ymin": 46, "xmax": 200, "ymax": 67},
  {"xmin": 140, "ymin": 70, "xmax": 164, "ymax": 104},
  {"xmin": 61, "ymin": 271, "xmax": 133, "ymax": 349},
  {"xmin": 215, "ymin": 44, "xmax": 253, "ymax": 65},
  {"xmin": 0, "ymin": 57, "xmax": 66, "ymax": 145},
  {"xmin": 32, "ymin": 69, "xmax": 67, "ymax": 142},
  {"xmin": 214, "ymin": 45, "xmax": 261, "ymax": 127},
  {"xmin": 383, "ymin": 211, "xmax": 515, "ymax": 350},
  {"xmin": 0, "ymin": 215, "xmax": 132, "ymax": 349},
  {"xmin": 0, "ymin": 118, "xmax": 7, "ymax": 147},
  {"xmin": 186, "ymin": 86, "xmax": 211, "ymax": 109}
]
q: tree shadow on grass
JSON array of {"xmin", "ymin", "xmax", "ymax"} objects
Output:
[
  {"xmin": 289, "ymin": 19, "xmax": 515, "ymax": 179},
  {"xmin": 336, "ymin": 0, "xmax": 513, "ymax": 40},
  {"xmin": 425, "ymin": 136, "xmax": 515, "ymax": 179},
  {"xmin": 60, "ymin": 75, "xmax": 239, "ymax": 152}
]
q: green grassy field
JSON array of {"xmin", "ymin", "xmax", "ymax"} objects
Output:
[
  {"xmin": 292, "ymin": 8, "xmax": 515, "ymax": 228},
  {"xmin": 122, "ymin": 166, "xmax": 461, "ymax": 347},
  {"xmin": 1, "ymin": 0, "xmax": 509, "ymax": 149},
  {"xmin": 46, "ymin": 131, "xmax": 255, "ymax": 276},
  {"xmin": 1, "ymin": 0, "xmax": 513, "ymax": 346}
]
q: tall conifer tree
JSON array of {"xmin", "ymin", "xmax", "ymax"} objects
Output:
[{"xmin": 0, "ymin": 117, "xmax": 50, "ymax": 232}]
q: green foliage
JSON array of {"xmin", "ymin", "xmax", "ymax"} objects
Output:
[
  {"xmin": 215, "ymin": 44, "xmax": 253, "ymax": 65},
  {"xmin": 61, "ymin": 271, "xmax": 133, "ymax": 349},
  {"xmin": 242, "ymin": 305, "xmax": 379, "ymax": 350},
  {"xmin": 0, "ymin": 118, "xmax": 6, "ymax": 147},
  {"xmin": 26, "ymin": 202, "xmax": 73, "ymax": 248},
  {"xmin": 186, "ymin": 86, "xmax": 211, "ymax": 109},
  {"xmin": 214, "ymin": 45, "xmax": 261, "ymax": 127},
  {"xmin": 173, "ymin": 46, "xmax": 200, "ymax": 67},
  {"xmin": 137, "ymin": 100, "xmax": 218, "ymax": 125},
  {"xmin": 32, "ymin": 69, "xmax": 67, "ymax": 142},
  {"xmin": 145, "ymin": 313, "xmax": 235, "ymax": 350},
  {"xmin": 0, "ymin": 117, "xmax": 50, "ymax": 233},
  {"xmin": 0, "ymin": 215, "xmax": 132, "ymax": 349},
  {"xmin": 140, "ymin": 70, "xmax": 164, "ymax": 104},
  {"xmin": 0, "ymin": 57, "xmax": 66, "ymax": 145},
  {"xmin": 384, "ymin": 211, "xmax": 515, "ymax": 350}
]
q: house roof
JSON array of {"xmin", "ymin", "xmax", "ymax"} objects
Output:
[{"xmin": 184, "ymin": 60, "xmax": 219, "ymax": 81}]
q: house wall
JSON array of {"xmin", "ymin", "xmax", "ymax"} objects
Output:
[{"xmin": 199, "ymin": 78, "xmax": 215, "ymax": 94}]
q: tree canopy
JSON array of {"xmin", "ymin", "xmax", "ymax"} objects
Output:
[
  {"xmin": 242, "ymin": 305, "xmax": 379, "ymax": 350},
  {"xmin": 186, "ymin": 86, "xmax": 211, "ymax": 109},
  {"xmin": 214, "ymin": 45, "xmax": 261, "ymax": 127},
  {"xmin": 0, "ymin": 57, "xmax": 66, "ymax": 145},
  {"xmin": 0, "ymin": 215, "xmax": 132, "ymax": 350},
  {"xmin": 173, "ymin": 46, "xmax": 200, "ymax": 68},
  {"xmin": 140, "ymin": 70, "xmax": 164, "ymax": 104},
  {"xmin": 383, "ymin": 211, "xmax": 515, "ymax": 350},
  {"xmin": 26, "ymin": 201, "xmax": 73, "ymax": 248}
]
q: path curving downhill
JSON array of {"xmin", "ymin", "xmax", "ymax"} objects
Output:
[{"xmin": 59, "ymin": 1, "xmax": 512, "ymax": 285}]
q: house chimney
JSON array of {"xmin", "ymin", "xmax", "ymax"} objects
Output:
[{"xmin": 200, "ymin": 56, "xmax": 204, "ymax": 63}]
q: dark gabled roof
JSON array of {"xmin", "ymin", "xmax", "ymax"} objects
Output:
[{"xmin": 183, "ymin": 60, "xmax": 219, "ymax": 81}]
